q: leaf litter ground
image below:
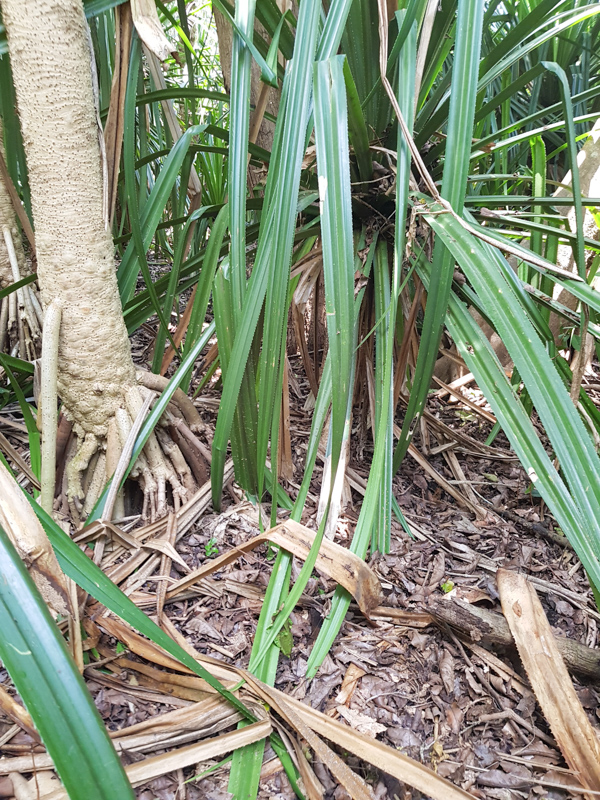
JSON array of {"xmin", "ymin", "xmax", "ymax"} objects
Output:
[{"xmin": 1, "ymin": 339, "xmax": 600, "ymax": 800}]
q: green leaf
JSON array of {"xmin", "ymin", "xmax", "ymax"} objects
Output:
[
  {"xmin": 0, "ymin": 354, "xmax": 40, "ymax": 482},
  {"xmin": 211, "ymin": 0, "xmax": 322, "ymax": 509},
  {"xmin": 0, "ymin": 273, "xmax": 37, "ymax": 301},
  {"xmin": 0, "ymin": 523, "xmax": 135, "ymax": 800},
  {"xmin": 306, "ymin": 17, "xmax": 416, "ymax": 674},
  {"xmin": 416, "ymin": 252, "xmax": 600, "ymax": 592},
  {"xmin": 117, "ymin": 103, "xmax": 208, "ymax": 301},
  {"xmin": 424, "ymin": 206, "xmax": 600, "ymax": 587},
  {"xmin": 29, "ymin": 500, "xmax": 257, "ymax": 722},
  {"xmin": 394, "ymin": 0, "xmax": 484, "ymax": 468},
  {"xmin": 313, "ymin": 56, "xmax": 356, "ymax": 481},
  {"xmin": 212, "ymin": 0, "xmax": 278, "ymax": 87}
]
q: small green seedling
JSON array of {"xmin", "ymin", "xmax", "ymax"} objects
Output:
[{"xmin": 204, "ymin": 537, "xmax": 219, "ymax": 558}]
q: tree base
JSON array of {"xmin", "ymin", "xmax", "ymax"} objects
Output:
[{"xmin": 54, "ymin": 374, "xmax": 210, "ymax": 523}]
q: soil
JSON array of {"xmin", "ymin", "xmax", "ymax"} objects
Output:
[{"xmin": 1, "ymin": 322, "xmax": 600, "ymax": 800}]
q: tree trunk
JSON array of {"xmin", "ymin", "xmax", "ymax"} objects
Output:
[{"xmin": 2, "ymin": 0, "xmax": 199, "ymax": 518}]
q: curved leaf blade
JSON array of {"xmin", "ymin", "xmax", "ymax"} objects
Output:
[{"xmin": 0, "ymin": 523, "xmax": 135, "ymax": 800}]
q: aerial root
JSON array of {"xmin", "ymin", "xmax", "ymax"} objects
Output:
[
  {"xmin": 60, "ymin": 380, "xmax": 209, "ymax": 523},
  {"xmin": 66, "ymin": 432, "xmax": 98, "ymax": 517},
  {"xmin": 136, "ymin": 369, "xmax": 204, "ymax": 432}
]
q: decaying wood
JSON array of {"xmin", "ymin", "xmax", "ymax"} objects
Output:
[{"xmin": 429, "ymin": 596, "xmax": 600, "ymax": 680}]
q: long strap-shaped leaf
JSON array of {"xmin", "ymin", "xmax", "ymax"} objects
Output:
[
  {"xmin": 306, "ymin": 17, "xmax": 417, "ymax": 676},
  {"xmin": 28, "ymin": 498, "xmax": 257, "ymax": 722},
  {"xmin": 414, "ymin": 255, "xmax": 600, "ymax": 591},
  {"xmin": 220, "ymin": 0, "xmax": 261, "ymax": 499},
  {"xmin": 228, "ymin": 0, "xmax": 255, "ymax": 312},
  {"xmin": 394, "ymin": 0, "xmax": 484, "ymax": 470},
  {"xmin": 0, "ymin": 523, "xmax": 135, "ymax": 800},
  {"xmin": 211, "ymin": 0, "xmax": 321, "ymax": 508},
  {"xmin": 117, "ymin": 105, "xmax": 207, "ymax": 301},
  {"xmin": 313, "ymin": 56, "xmax": 356, "ymax": 482},
  {"xmin": 210, "ymin": 0, "xmax": 358, "ymax": 509},
  {"xmin": 230, "ymin": 48, "xmax": 366, "ymax": 792},
  {"xmin": 425, "ymin": 206, "xmax": 600, "ymax": 581}
]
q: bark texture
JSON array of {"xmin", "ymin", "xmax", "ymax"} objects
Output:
[
  {"xmin": 2, "ymin": 0, "xmax": 135, "ymax": 438},
  {"xmin": 3, "ymin": 0, "xmax": 204, "ymax": 518}
]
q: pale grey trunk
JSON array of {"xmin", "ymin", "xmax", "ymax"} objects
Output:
[{"xmin": 2, "ymin": 0, "xmax": 136, "ymax": 438}]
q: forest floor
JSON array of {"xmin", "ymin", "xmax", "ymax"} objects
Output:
[{"xmin": 1, "ymin": 317, "xmax": 600, "ymax": 800}]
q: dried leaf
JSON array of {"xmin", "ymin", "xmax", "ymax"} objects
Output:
[
  {"xmin": 498, "ymin": 569, "xmax": 600, "ymax": 800},
  {"xmin": 167, "ymin": 519, "xmax": 382, "ymax": 616},
  {"xmin": 336, "ymin": 664, "xmax": 366, "ymax": 705},
  {"xmin": 142, "ymin": 539, "xmax": 189, "ymax": 571},
  {"xmin": 130, "ymin": 0, "xmax": 172, "ymax": 60},
  {"xmin": 335, "ymin": 706, "xmax": 387, "ymax": 738},
  {"xmin": 74, "ymin": 520, "xmax": 140, "ymax": 550},
  {"xmin": 40, "ymin": 719, "xmax": 272, "ymax": 798},
  {"xmin": 162, "ymin": 618, "xmax": 479, "ymax": 800},
  {"xmin": 438, "ymin": 649, "xmax": 455, "ymax": 696},
  {"xmin": 0, "ymin": 461, "xmax": 70, "ymax": 616}
]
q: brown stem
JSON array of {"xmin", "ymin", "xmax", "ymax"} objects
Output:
[{"xmin": 429, "ymin": 597, "xmax": 600, "ymax": 680}]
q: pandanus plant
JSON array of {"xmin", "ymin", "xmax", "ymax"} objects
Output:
[
  {"xmin": 208, "ymin": 0, "xmax": 600, "ymax": 791},
  {"xmin": 0, "ymin": 0, "xmax": 599, "ymax": 797}
]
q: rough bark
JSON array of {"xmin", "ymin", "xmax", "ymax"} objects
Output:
[
  {"xmin": 2, "ymin": 0, "xmax": 202, "ymax": 518},
  {"xmin": 3, "ymin": 0, "xmax": 136, "ymax": 437}
]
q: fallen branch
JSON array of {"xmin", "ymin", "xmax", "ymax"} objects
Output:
[{"xmin": 429, "ymin": 596, "xmax": 600, "ymax": 680}]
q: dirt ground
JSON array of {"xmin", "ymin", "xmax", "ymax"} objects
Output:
[{"xmin": 1, "ymin": 335, "xmax": 599, "ymax": 800}]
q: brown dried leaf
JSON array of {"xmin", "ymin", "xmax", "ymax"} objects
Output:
[
  {"xmin": 0, "ymin": 685, "xmax": 39, "ymax": 743},
  {"xmin": 130, "ymin": 0, "xmax": 172, "ymax": 60},
  {"xmin": 438, "ymin": 649, "xmax": 455, "ymax": 696},
  {"xmin": 0, "ymin": 461, "xmax": 71, "ymax": 616},
  {"xmin": 336, "ymin": 664, "xmax": 366, "ymax": 705},
  {"xmin": 167, "ymin": 519, "xmax": 382, "ymax": 616},
  {"xmin": 498, "ymin": 569, "xmax": 600, "ymax": 800},
  {"xmin": 40, "ymin": 719, "xmax": 272, "ymax": 799},
  {"xmin": 335, "ymin": 706, "xmax": 387, "ymax": 738},
  {"xmin": 163, "ymin": 618, "xmax": 479, "ymax": 800}
]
